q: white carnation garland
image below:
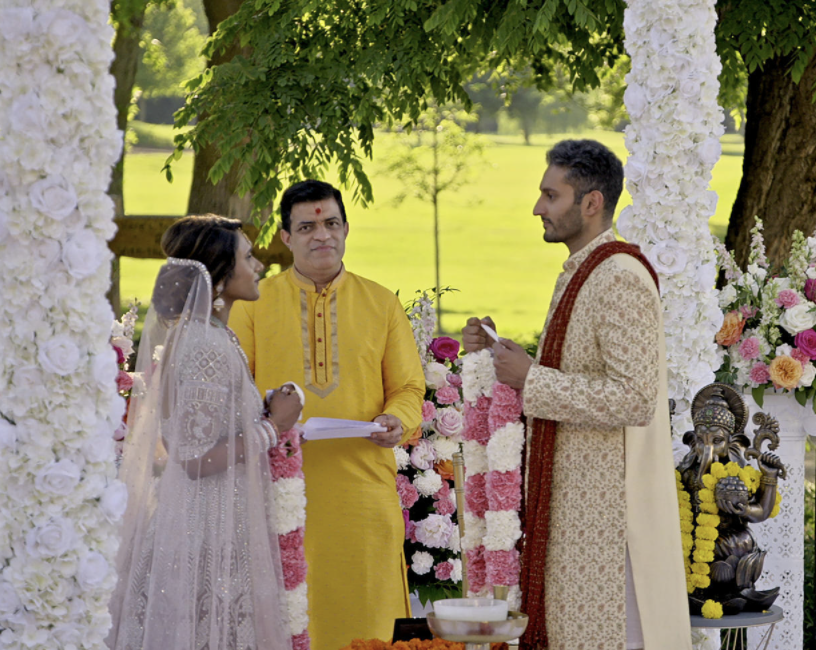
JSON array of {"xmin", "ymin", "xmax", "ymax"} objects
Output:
[
  {"xmin": 0, "ymin": 1, "xmax": 123, "ymax": 647},
  {"xmin": 618, "ymin": 0, "xmax": 724, "ymax": 440}
]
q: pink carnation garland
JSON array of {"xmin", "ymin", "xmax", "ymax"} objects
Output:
[{"xmin": 269, "ymin": 428, "xmax": 310, "ymax": 650}]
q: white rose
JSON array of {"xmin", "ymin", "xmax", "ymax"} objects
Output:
[
  {"xmin": 696, "ymin": 261, "xmax": 717, "ymax": 292},
  {"xmin": 10, "ymin": 92, "xmax": 46, "ymax": 138},
  {"xmin": 779, "ymin": 303, "xmax": 816, "ymax": 335},
  {"xmin": 82, "ymin": 431, "xmax": 115, "ymax": 464},
  {"xmin": 38, "ymin": 334, "xmax": 81, "ymax": 376},
  {"xmin": 799, "ymin": 363, "xmax": 816, "ymax": 388},
  {"xmin": 624, "ymin": 156, "xmax": 648, "ymax": 184},
  {"xmin": 0, "ymin": 7, "xmax": 34, "ymax": 41},
  {"xmin": 424, "ymin": 362, "xmax": 449, "ymax": 390},
  {"xmin": 26, "ymin": 517, "xmax": 76, "ymax": 558},
  {"xmin": 0, "ymin": 419, "xmax": 17, "ymax": 449},
  {"xmin": 29, "ymin": 175, "xmax": 77, "ymax": 221},
  {"xmin": 434, "ymin": 407, "xmax": 464, "ymax": 438},
  {"xmin": 615, "ymin": 205, "xmax": 634, "ymax": 240},
  {"xmin": 35, "ymin": 459, "xmax": 81, "ymax": 495},
  {"xmin": 0, "ymin": 581, "xmax": 21, "ymax": 615},
  {"xmin": 62, "ymin": 230, "xmax": 109, "ymax": 279},
  {"xmin": 647, "ymin": 240, "xmax": 689, "ymax": 275},
  {"xmin": 77, "ymin": 552, "xmax": 110, "ymax": 590},
  {"xmin": 37, "ymin": 8, "xmax": 89, "ymax": 50},
  {"xmin": 410, "ymin": 551, "xmax": 434, "ymax": 576},
  {"xmin": 699, "ymin": 137, "xmax": 722, "ymax": 166}
]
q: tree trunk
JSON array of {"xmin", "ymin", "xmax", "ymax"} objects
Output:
[
  {"xmin": 725, "ymin": 53, "xmax": 816, "ymax": 270},
  {"xmin": 108, "ymin": 0, "xmax": 149, "ymax": 314},
  {"xmin": 187, "ymin": 0, "xmax": 252, "ymax": 219}
]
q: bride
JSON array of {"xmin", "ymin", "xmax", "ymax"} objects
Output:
[{"xmin": 107, "ymin": 215, "xmax": 301, "ymax": 650}]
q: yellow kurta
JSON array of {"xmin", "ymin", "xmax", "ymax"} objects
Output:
[
  {"xmin": 522, "ymin": 230, "xmax": 691, "ymax": 650},
  {"xmin": 230, "ymin": 267, "xmax": 424, "ymax": 650}
]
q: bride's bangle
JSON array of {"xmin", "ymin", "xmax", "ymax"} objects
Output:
[{"xmin": 261, "ymin": 417, "xmax": 279, "ymax": 448}]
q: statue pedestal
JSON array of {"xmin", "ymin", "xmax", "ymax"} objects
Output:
[{"xmin": 741, "ymin": 392, "xmax": 811, "ymax": 650}]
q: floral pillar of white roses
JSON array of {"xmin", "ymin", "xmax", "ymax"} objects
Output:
[
  {"xmin": 618, "ymin": 1, "xmax": 724, "ymax": 648},
  {"xmin": 0, "ymin": 1, "xmax": 124, "ymax": 647},
  {"xmin": 742, "ymin": 394, "xmax": 810, "ymax": 650}
]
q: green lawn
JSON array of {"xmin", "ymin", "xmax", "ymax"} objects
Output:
[{"xmin": 121, "ymin": 131, "xmax": 744, "ymax": 341}]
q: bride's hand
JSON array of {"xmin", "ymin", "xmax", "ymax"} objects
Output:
[{"xmin": 267, "ymin": 385, "xmax": 301, "ymax": 433}]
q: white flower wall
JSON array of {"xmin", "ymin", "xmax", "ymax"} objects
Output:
[
  {"xmin": 618, "ymin": 0, "xmax": 725, "ymax": 438},
  {"xmin": 0, "ymin": 1, "xmax": 124, "ymax": 647}
]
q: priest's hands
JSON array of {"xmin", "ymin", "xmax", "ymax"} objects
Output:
[
  {"xmin": 493, "ymin": 339, "xmax": 533, "ymax": 390},
  {"xmin": 462, "ymin": 316, "xmax": 497, "ymax": 353},
  {"xmin": 369, "ymin": 414, "xmax": 403, "ymax": 447}
]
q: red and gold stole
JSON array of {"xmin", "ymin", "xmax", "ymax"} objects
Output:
[{"xmin": 519, "ymin": 241, "xmax": 659, "ymax": 650}]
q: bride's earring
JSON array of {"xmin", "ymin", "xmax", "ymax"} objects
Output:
[{"xmin": 213, "ymin": 283, "xmax": 226, "ymax": 311}]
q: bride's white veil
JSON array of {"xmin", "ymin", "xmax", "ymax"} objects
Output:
[{"xmin": 108, "ymin": 257, "xmax": 291, "ymax": 650}]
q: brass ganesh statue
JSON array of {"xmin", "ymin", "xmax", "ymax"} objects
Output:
[{"xmin": 676, "ymin": 383, "xmax": 786, "ymax": 616}]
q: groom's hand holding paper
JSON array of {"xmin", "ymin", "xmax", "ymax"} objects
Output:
[{"xmin": 369, "ymin": 413, "xmax": 403, "ymax": 448}]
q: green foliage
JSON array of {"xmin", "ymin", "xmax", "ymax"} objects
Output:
[
  {"xmin": 136, "ymin": 0, "xmax": 207, "ymax": 99},
  {"xmin": 130, "ymin": 120, "xmax": 190, "ymax": 149},
  {"xmin": 171, "ymin": 0, "xmax": 626, "ymax": 240}
]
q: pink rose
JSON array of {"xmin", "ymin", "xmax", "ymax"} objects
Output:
[
  {"xmin": 739, "ymin": 305, "xmax": 758, "ymax": 320},
  {"xmin": 434, "ymin": 561, "xmax": 454, "ymax": 581},
  {"xmin": 749, "ymin": 362, "xmax": 771, "ymax": 385},
  {"xmin": 738, "ymin": 337, "xmax": 760, "ymax": 361},
  {"xmin": 446, "ymin": 373, "xmax": 462, "ymax": 388},
  {"xmin": 430, "ymin": 336, "xmax": 460, "ymax": 362},
  {"xmin": 486, "ymin": 468, "xmax": 522, "ymax": 511},
  {"xmin": 775, "ymin": 289, "xmax": 801, "ymax": 309},
  {"xmin": 464, "ymin": 473, "xmax": 487, "ymax": 518},
  {"xmin": 805, "ymin": 279, "xmax": 816, "ymax": 302},
  {"xmin": 488, "ymin": 383, "xmax": 523, "ymax": 432},
  {"xmin": 792, "ymin": 347, "xmax": 811, "ymax": 367},
  {"xmin": 116, "ymin": 370, "xmax": 133, "ymax": 392},
  {"xmin": 410, "ymin": 439, "xmax": 436, "ymax": 470},
  {"xmin": 465, "ymin": 547, "xmax": 486, "ymax": 592},
  {"xmin": 421, "ymin": 400, "xmax": 437, "ymax": 424},
  {"xmin": 435, "ymin": 385, "xmax": 460, "ymax": 405},
  {"xmin": 485, "ymin": 548, "xmax": 520, "ymax": 586},
  {"xmin": 794, "ymin": 329, "xmax": 816, "ymax": 359},
  {"xmin": 435, "ymin": 407, "xmax": 464, "ymax": 438},
  {"xmin": 396, "ymin": 474, "xmax": 419, "ymax": 509},
  {"xmin": 292, "ymin": 633, "xmax": 310, "ymax": 650}
]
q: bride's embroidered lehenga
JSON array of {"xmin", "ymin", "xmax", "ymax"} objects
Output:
[{"xmin": 107, "ymin": 258, "xmax": 291, "ymax": 650}]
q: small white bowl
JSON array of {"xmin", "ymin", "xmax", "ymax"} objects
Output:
[{"xmin": 432, "ymin": 598, "xmax": 509, "ymax": 622}]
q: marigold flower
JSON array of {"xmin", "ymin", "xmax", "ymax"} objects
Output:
[
  {"xmin": 725, "ymin": 462, "xmax": 741, "ymax": 476},
  {"xmin": 693, "ymin": 549, "xmax": 715, "ymax": 563},
  {"xmin": 691, "ymin": 562, "xmax": 710, "ymax": 575},
  {"xmin": 702, "ymin": 474, "xmax": 717, "ymax": 490},
  {"xmin": 690, "ymin": 573, "xmax": 710, "ymax": 589},
  {"xmin": 701, "ymin": 600, "xmax": 724, "ymax": 619},
  {"xmin": 710, "ymin": 464, "xmax": 727, "ymax": 479},
  {"xmin": 698, "ymin": 488, "xmax": 715, "ymax": 503},
  {"xmin": 716, "ymin": 310, "xmax": 746, "ymax": 346},
  {"xmin": 697, "ymin": 513, "xmax": 720, "ymax": 528},
  {"xmin": 680, "ymin": 521, "xmax": 694, "ymax": 534},
  {"xmin": 769, "ymin": 354, "xmax": 804, "ymax": 390},
  {"xmin": 696, "ymin": 539, "xmax": 716, "ymax": 551},
  {"xmin": 700, "ymin": 502, "xmax": 719, "ymax": 514}
]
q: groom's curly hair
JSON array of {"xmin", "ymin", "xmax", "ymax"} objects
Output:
[{"xmin": 546, "ymin": 139, "xmax": 624, "ymax": 221}]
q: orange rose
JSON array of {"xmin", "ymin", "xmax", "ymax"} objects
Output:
[
  {"xmin": 769, "ymin": 355, "xmax": 803, "ymax": 390},
  {"xmin": 434, "ymin": 459, "xmax": 454, "ymax": 481},
  {"xmin": 715, "ymin": 311, "xmax": 746, "ymax": 346},
  {"xmin": 404, "ymin": 427, "xmax": 422, "ymax": 447}
]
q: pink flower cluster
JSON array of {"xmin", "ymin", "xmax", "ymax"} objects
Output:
[
  {"xmin": 487, "ymin": 383, "xmax": 523, "ymax": 432},
  {"xmin": 485, "ymin": 549, "xmax": 520, "ymax": 586},
  {"xmin": 464, "ymin": 473, "xmax": 488, "ymax": 518},
  {"xmin": 434, "ymin": 560, "xmax": 454, "ymax": 581},
  {"xmin": 774, "ymin": 289, "xmax": 800, "ymax": 309},
  {"xmin": 433, "ymin": 482, "xmax": 456, "ymax": 516},
  {"xmin": 269, "ymin": 428, "xmax": 310, "ymax": 650},
  {"xmin": 466, "ymin": 547, "xmax": 486, "ymax": 592},
  {"xmin": 486, "ymin": 468, "xmax": 522, "ymax": 511},
  {"xmin": 396, "ymin": 474, "xmax": 419, "ymax": 509},
  {"xmin": 462, "ymin": 396, "xmax": 490, "ymax": 444}
]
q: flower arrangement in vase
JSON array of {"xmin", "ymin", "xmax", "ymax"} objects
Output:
[
  {"xmin": 397, "ymin": 291, "xmax": 463, "ymax": 605},
  {"xmin": 715, "ymin": 219, "xmax": 816, "ymax": 408}
]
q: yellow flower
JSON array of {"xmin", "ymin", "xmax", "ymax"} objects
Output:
[
  {"xmin": 700, "ymin": 502, "xmax": 719, "ymax": 514},
  {"xmin": 770, "ymin": 505, "xmax": 780, "ymax": 518},
  {"xmin": 769, "ymin": 355, "xmax": 804, "ymax": 390},
  {"xmin": 725, "ymin": 462, "xmax": 741, "ymax": 477},
  {"xmin": 690, "ymin": 574, "xmax": 710, "ymax": 589},
  {"xmin": 739, "ymin": 466, "xmax": 761, "ymax": 493},
  {"xmin": 678, "ymin": 490, "xmax": 691, "ymax": 503},
  {"xmin": 710, "ymin": 464, "xmax": 727, "ymax": 480},
  {"xmin": 680, "ymin": 508, "xmax": 693, "ymax": 521},
  {"xmin": 702, "ymin": 474, "xmax": 717, "ymax": 490},
  {"xmin": 693, "ymin": 549, "xmax": 715, "ymax": 563},
  {"xmin": 698, "ymin": 488, "xmax": 715, "ymax": 503},
  {"xmin": 675, "ymin": 470, "xmax": 682, "ymax": 481},
  {"xmin": 701, "ymin": 600, "xmax": 724, "ymax": 619},
  {"xmin": 691, "ymin": 562, "xmax": 710, "ymax": 575},
  {"xmin": 680, "ymin": 521, "xmax": 694, "ymax": 534},
  {"xmin": 695, "ymin": 539, "xmax": 716, "ymax": 552},
  {"xmin": 697, "ymin": 513, "xmax": 720, "ymax": 528}
]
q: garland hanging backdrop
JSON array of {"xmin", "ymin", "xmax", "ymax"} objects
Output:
[
  {"xmin": 619, "ymin": 0, "xmax": 723, "ymax": 648},
  {"xmin": 0, "ymin": 1, "xmax": 123, "ymax": 647}
]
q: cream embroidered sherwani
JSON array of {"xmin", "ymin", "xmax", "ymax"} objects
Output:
[{"xmin": 523, "ymin": 230, "xmax": 691, "ymax": 650}]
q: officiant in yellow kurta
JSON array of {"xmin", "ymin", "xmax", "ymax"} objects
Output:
[{"xmin": 230, "ymin": 180, "xmax": 425, "ymax": 650}]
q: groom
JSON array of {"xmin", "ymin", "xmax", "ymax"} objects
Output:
[
  {"xmin": 230, "ymin": 180, "xmax": 424, "ymax": 650},
  {"xmin": 462, "ymin": 140, "xmax": 691, "ymax": 650}
]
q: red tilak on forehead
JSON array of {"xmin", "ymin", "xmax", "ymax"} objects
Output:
[{"xmin": 315, "ymin": 206, "xmax": 322, "ymax": 214}]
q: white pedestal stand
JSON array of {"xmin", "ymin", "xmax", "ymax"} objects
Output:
[{"xmin": 742, "ymin": 393, "xmax": 811, "ymax": 650}]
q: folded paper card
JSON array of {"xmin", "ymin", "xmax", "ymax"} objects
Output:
[{"xmin": 301, "ymin": 417, "xmax": 387, "ymax": 441}]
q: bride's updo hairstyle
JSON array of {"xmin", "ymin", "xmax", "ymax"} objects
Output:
[{"xmin": 153, "ymin": 214, "xmax": 244, "ymax": 321}]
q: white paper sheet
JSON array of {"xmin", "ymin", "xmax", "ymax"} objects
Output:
[
  {"xmin": 481, "ymin": 322, "xmax": 500, "ymax": 342},
  {"xmin": 301, "ymin": 417, "xmax": 387, "ymax": 441}
]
